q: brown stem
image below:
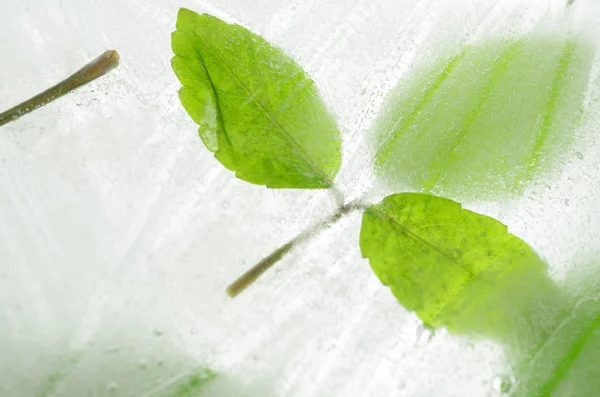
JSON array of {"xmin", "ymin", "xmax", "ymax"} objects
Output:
[
  {"xmin": 226, "ymin": 202, "xmax": 358, "ymax": 298},
  {"xmin": 0, "ymin": 50, "xmax": 120, "ymax": 127}
]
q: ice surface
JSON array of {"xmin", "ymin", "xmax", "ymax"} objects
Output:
[{"xmin": 1, "ymin": 0, "xmax": 599, "ymax": 396}]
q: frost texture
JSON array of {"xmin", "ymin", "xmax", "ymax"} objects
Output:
[{"xmin": 1, "ymin": 1, "xmax": 600, "ymax": 396}]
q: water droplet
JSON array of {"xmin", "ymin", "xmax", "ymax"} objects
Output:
[
  {"xmin": 153, "ymin": 329, "xmax": 163, "ymax": 337},
  {"xmin": 139, "ymin": 359, "xmax": 148, "ymax": 370},
  {"xmin": 575, "ymin": 151, "xmax": 584, "ymax": 160},
  {"xmin": 222, "ymin": 200, "xmax": 230, "ymax": 209}
]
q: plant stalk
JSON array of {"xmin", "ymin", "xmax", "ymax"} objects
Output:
[
  {"xmin": 0, "ymin": 50, "xmax": 120, "ymax": 127},
  {"xmin": 226, "ymin": 202, "xmax": 358, "ymax": 298}
]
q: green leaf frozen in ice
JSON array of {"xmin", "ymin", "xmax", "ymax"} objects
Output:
[
  {"xmin": 172, "ymin": 8, "xmax": 342, "ymax": 188},
  {"xmin": 513, "ymin": 260, "xmax": 600, "ymax": 397},
  {"xmin": 374, "ymin": 37, "xmax": 593, "ymax": 200},
  {"xmin": 359, "ymin": 192, "xmax": 560, "ymax": 341}
]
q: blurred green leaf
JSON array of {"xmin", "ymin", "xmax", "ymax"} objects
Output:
[
  {"xmin": 36, "ymin": 351, "xmax": 83, "ymax": 397},
  {"xmin": 374, "ymin": 37, "xmax": 593, "ymax": 200},
  {"xmin": 512, "ymin": 261, "xmax": 600, "ymax": 397},
  {"xmin": 29, "ymin": 345, "xmax": 217, "ymax": 397},
  {"xmin": 522, "ymin": 307, "xmax": 600, "ymax": 397},
  {"xmin": 171, "ymin": 8, "xmax": 341, "ymax": 188}
]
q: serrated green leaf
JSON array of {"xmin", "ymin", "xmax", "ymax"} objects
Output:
[
  {"xmin": 359, "ymin": 193, "xmax": 557, "ymax": 338},
  {"xmin": 171, "ymin": 8, "xmax": 342, "ymax": 188},
  {"xmin": 374, "ymin": 37, "xmax": 593, "ymax": 200}
]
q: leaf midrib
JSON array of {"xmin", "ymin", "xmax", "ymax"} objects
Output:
[{"xmin": 367, "ymin": 205, "xmax": 475, "ymax": 276}]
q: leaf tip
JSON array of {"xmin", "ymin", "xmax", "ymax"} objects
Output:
[{"xmin": 176, "ymin": 7, "xmax": 202, "ymax": 30}]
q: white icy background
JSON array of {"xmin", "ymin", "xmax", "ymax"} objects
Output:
[{"xmin": 1, "ymin": 0, "xmax": 599, "ymax": 396}]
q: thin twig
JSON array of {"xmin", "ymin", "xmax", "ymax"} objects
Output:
[
  {"xmin": 226, "ymin": 202, "xmax": 358, "ymax": 298},
  {"xmin": 0, "ymin": 50, "xmax": 120, "ymax": 127}
]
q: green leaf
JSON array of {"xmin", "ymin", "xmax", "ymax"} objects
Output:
[
  {"xmin": 512, "ymin": 261, "xmax": 600, "ymax": 397},
  {"xmin": 171, "ymin": 8, "xmax": 342, "ymax": 188},
  {"xmin": 169, "ymin": 368, "xmax": 217, "ymax": 397},
  {"xmin": 374, "ymin": 37, "xmax": 593, "ymax": 200},
  {"xmin": 30, "ymin": 349, "xmax": 218, "ymax": 397},
  {"xmin": 359, "ymin": 192, "xmax": 556, "ymax": 338},
  {"xmin": 519, "ymin": 307, "xmax": 600, "ymax": 397}
]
